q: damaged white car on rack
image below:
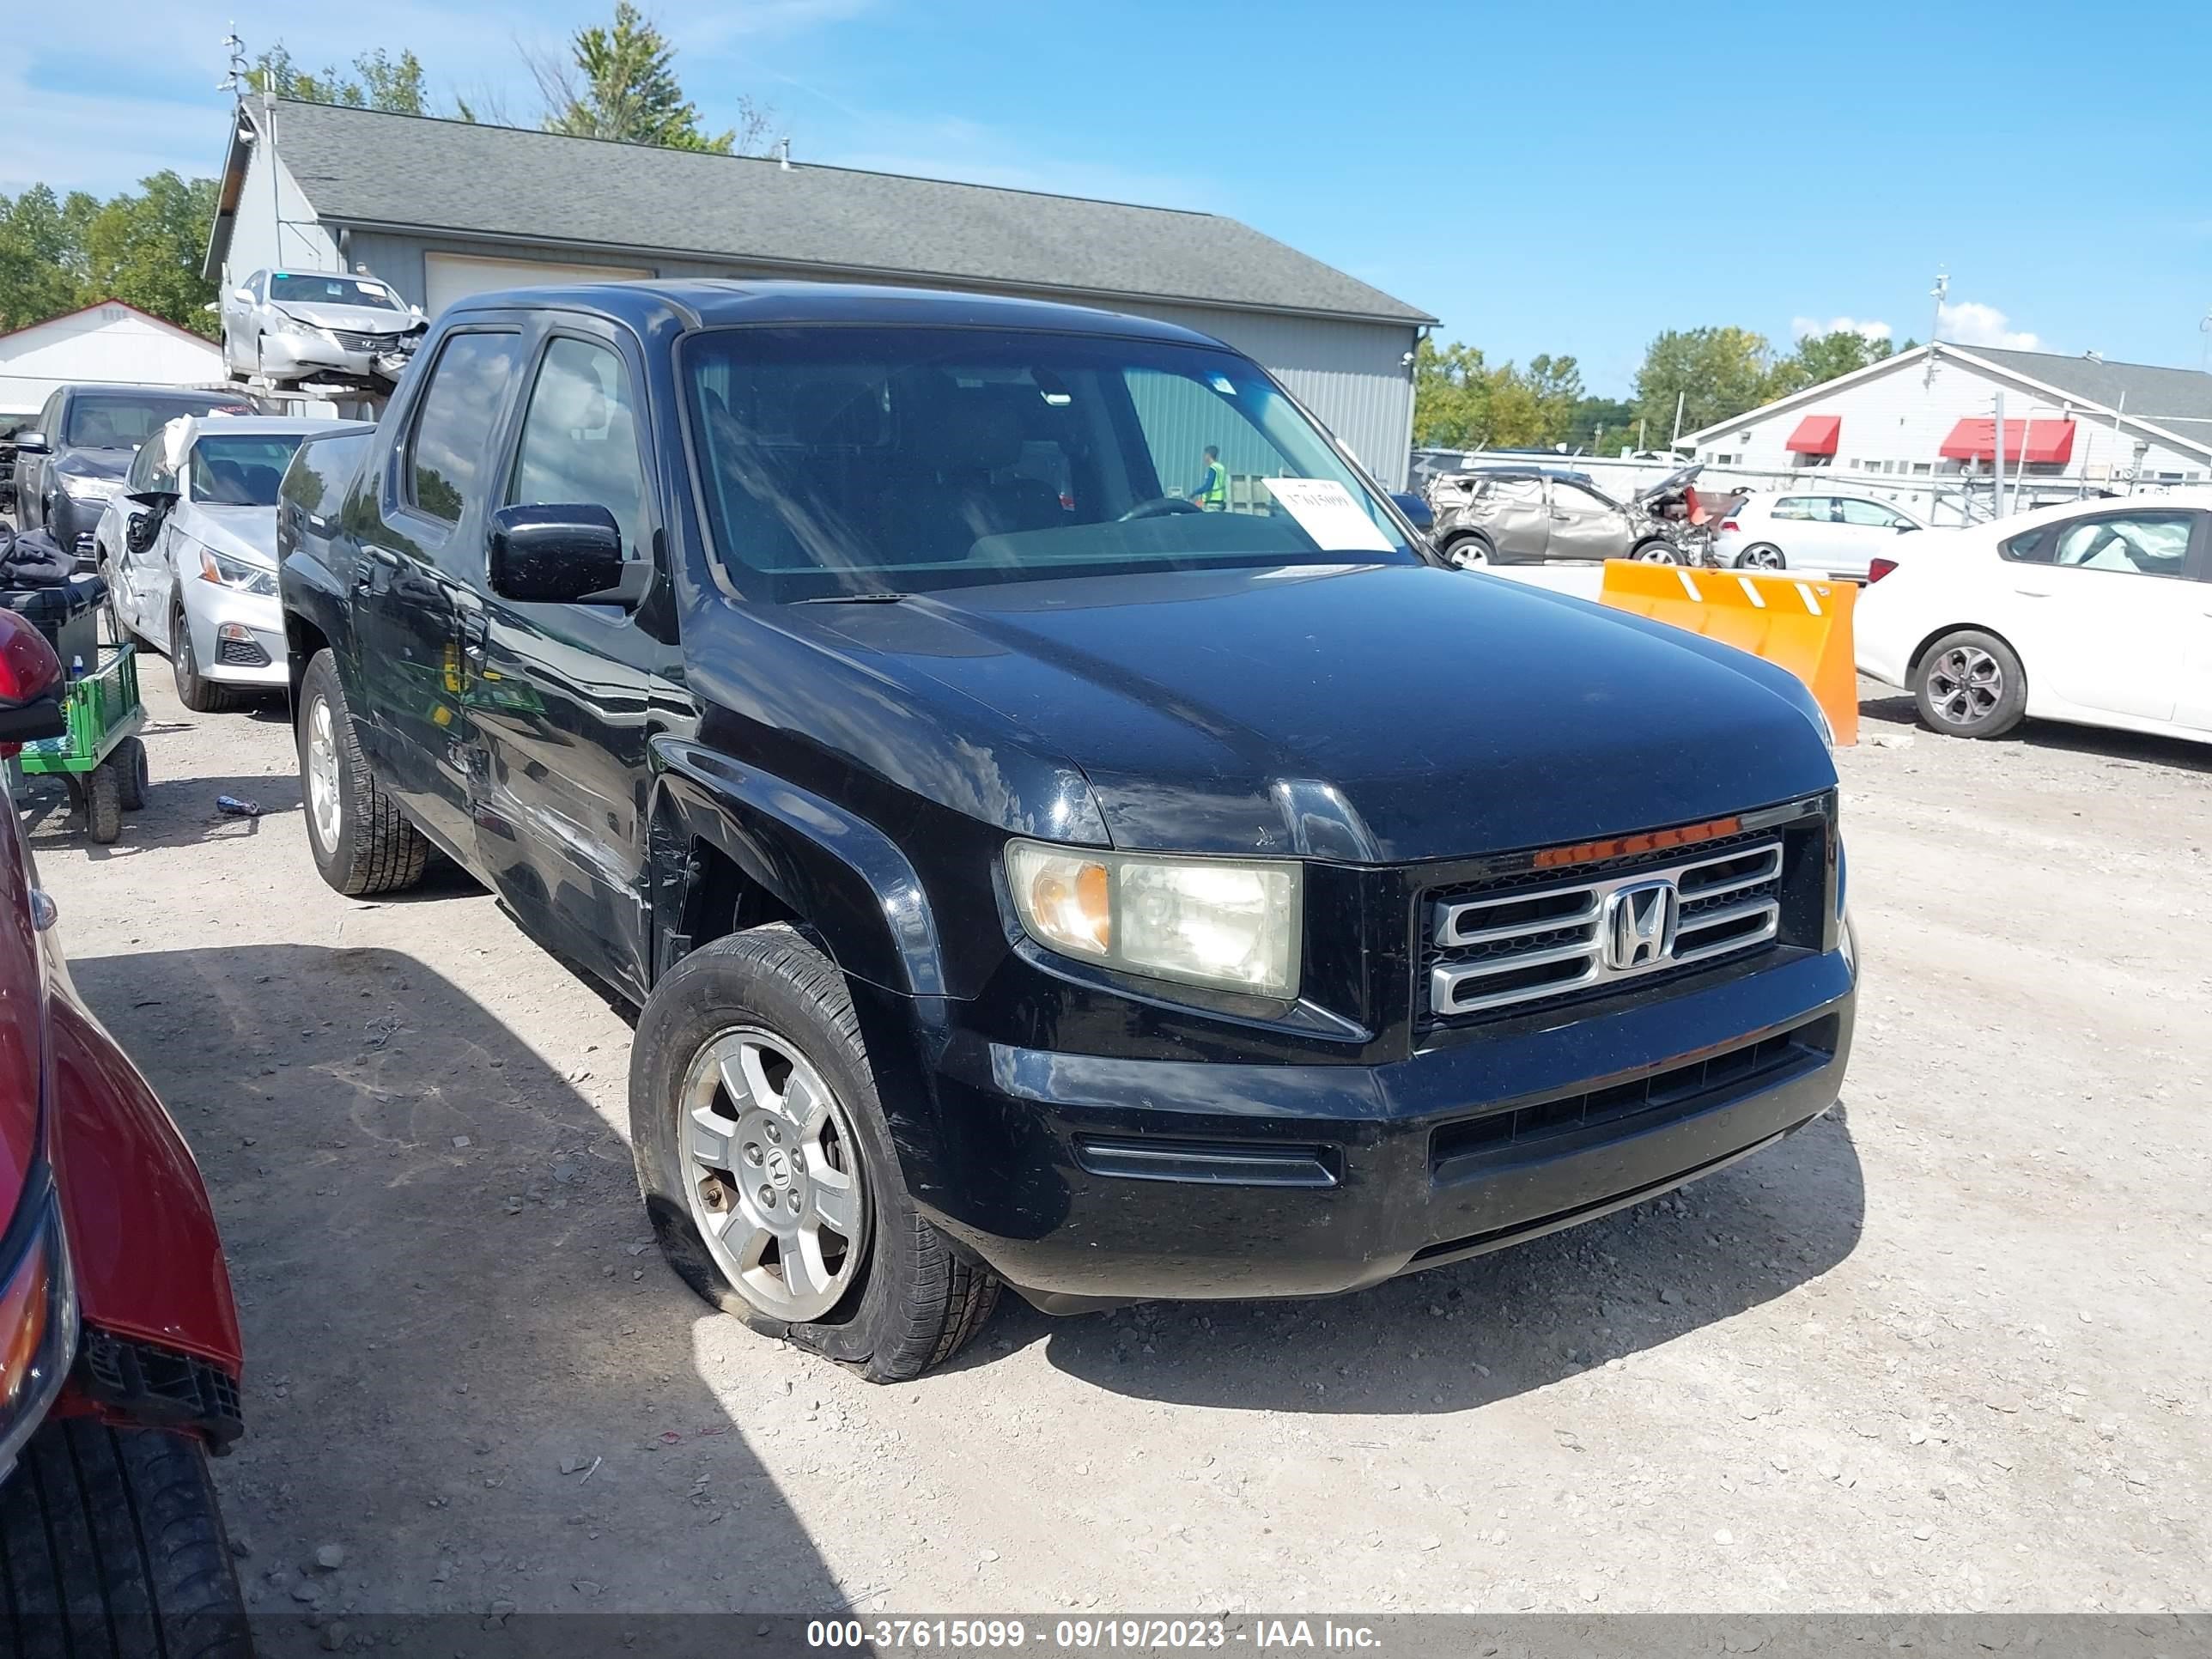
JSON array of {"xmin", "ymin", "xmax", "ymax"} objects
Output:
[{"xmin": 218, "ymin": 270, "xmax": 427, "ymax": 388}]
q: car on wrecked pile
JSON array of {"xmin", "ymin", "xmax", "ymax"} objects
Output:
[
  {"xmin": 278, "ymin": 280, "xmax": 1856, "ymax": 1382},
  {"xmin": 218, "ymin": 268, "xmax": 427, "ymax": 388},
  {"xmin": 0, "ymin": 608, "xmax": 251, "ymax": 1652},
  {"xmin": 1431, "ymin": 463, "xmax": 1708, "ymax": 567}
]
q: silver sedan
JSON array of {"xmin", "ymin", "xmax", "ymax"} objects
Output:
[{"xmin": 217, "ymin": 269, "xmax": 427, "ymax": 387}]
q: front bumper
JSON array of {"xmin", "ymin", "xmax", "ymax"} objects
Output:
[
  {"xmin": 181, "ymin": 582, "xmax": 286, "ymax": 687},
  {"xmin": 258, "ymin": 331, "xmax": 416, "ymax": 384},
  {"xmin": 905, "ymin": 948, "xmax": 1855, "ymax": 1308}
]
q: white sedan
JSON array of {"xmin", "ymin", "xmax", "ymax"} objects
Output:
[
  {"xmin": 1855, "ymin": 492, "xmax": 2212, "ymax": 744},
  {"xmin": 1711, "ymin": 489, "xmax": 1927, "ymax": 579}
]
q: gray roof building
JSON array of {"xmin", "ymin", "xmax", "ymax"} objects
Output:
[{"xmin": 205, "ymin": 98, "xmax": 1433, "ymax": 483}]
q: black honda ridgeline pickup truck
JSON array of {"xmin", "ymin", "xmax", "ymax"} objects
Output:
[{"xmin": 278, "ymin": 282, "xmax": 1855, "ymax": 1380}]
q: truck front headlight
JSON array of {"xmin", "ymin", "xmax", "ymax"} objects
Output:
[
  {"xmin": 1005, "ymin": 841, "xmax": 1302, "ymax": 999},
  {"xmin": 58, "ymin": 474, "xmax": 121, "ymax": 503}
]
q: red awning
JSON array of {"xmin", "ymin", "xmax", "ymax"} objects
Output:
[
  {"xmin": 1784, "ymin": 415, "xmax": 1841, "ymax": 455},
  {"xmin": 1938, "ymin": 418, "xmax": 2077, "ymax": 465}
]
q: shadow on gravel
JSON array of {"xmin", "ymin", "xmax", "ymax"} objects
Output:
[
  {"xmin": 1024, "ymin": 1105, "xmax": 1865, "ymax": 1413},
  {"xmin": 1859, "ymin": 689, "xmax": 2212, "ymax": 775},
  {"xmin": 70, "ymin": 944, "xmax": 844, "ymax": 1626}
]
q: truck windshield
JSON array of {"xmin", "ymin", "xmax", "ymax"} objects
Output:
[
  {"xmin": 681, "ymin": 326, "xmax": 1419, "ymax": 600},
  {"xmin": 64, "ymin": 394, "xmax": 252, "ymax": 448}
]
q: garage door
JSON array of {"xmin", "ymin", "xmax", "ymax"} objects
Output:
[{"xmin": 422, "ymin": 252, "xmax": 655, "ymax": 319}]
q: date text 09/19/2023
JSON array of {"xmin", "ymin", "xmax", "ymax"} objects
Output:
[{"xmin": 805, "ymin": 1619, "xmax": 1385, "ymax": 1651}]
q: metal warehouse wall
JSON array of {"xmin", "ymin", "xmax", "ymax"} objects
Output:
[{"xmin": 343, "ymin": 234, "xmax": 1419, "ymax": 488}]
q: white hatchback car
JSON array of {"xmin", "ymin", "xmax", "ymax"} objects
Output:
[
  {"xmin": 1855, "ymin": 492, "xmax": 2212, "ymax": 744},
  {"xmin": 1712, "ymin": 490, "xmax": 1927, "ymax": 579}
]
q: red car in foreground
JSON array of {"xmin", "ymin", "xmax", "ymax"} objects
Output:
[{"xmin": 0, "ymin": 608, "xmax": 250, "ymax": 1655}]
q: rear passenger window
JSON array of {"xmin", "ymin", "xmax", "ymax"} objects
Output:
[
  {"xmin": 507, "ymin": 337, "xmax": 648, "ymax": 561},
  {"xmin": 404, "ymin": 331, "xmax": 520, "ymax": 524}
]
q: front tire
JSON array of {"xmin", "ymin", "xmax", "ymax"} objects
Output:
[
  {"xmin": 113, "ymin": 736, "xmax": 148, "ymax": 811},
  {"xmin": 84, "ymin": 763, "xmax": 122, "ymax": 844},
  {"xmin": 1913, "ymin": 628, "xmax": 2027, "ymax": 738},
  {"xmin": 168, "ymin": 600, "xmax": 238, "ymax": 714},
  {"xmin": 632, "ymin": 926, "xmax": 1000, "ymax": 1382},
  {"xmin": 1632, "ymin": 539, "xmax": 1683, "ymax": 565},
  {"xmin": 297, "ymin": 648, "xmax": 429, "ymax": 895},
  {"xmin": 0, "ymin": 1419, "xmax": 252, "ymax": 1659}
]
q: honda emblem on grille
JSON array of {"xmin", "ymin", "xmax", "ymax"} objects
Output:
[{"xmin": 1603, "ymin": 879, "xmax": 1678, "ymax": 969}]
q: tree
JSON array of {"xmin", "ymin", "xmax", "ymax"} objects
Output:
[
  {"xmin": 1413, "ymin": 340, "xmax": 1584, "ymax": 451},
  {"xmin": 84, "ymin": 173, "xmax": 222, "ymax": 338},
  {"xmin": 1565, "ymin": 396, "xmax": 1637, "ymax": 454},
  {"xmin": 1631, "ymin": 326, "xmax": 1775, "ymax": 447},
  {"xmin": 0, "ymin": 185, "xmax": 98, "ymax": 331},
  {"xmin": 531, "ymin": 3, "xmax": 771, "ymax": 154},
  {"xmin": 1760, "ymin": 328, "xmax": 1895, "ymax": 403},
  {"xmin": 249, "ymin": 44, "xmax": 434, "ymax": 114}
]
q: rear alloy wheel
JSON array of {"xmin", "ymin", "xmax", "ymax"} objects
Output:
[
  {"xmin": 1443, "ymin": 534, "xmax": 1492, "ymax": 568},
  {"xmin": 1739, "ymin": 544, "xmax": 1786, "ymax": 570},
  {"xmin": 1913, "ymin": 628, "xmax": 2027, "ymax": 738},
  {"xmin": 169, "ymin": 601, "xmax": 238, "ymax": 714},
  {"xmin": 1633, "ymin": 540, "xmax": 1683, "ymax": 565},
  {"xmin": 633, "ymin": 925, "xmax": 1000, "ymax": 1381}
]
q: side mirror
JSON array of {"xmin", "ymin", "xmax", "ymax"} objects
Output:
[
  {"xmin": 1896, "ymin": 522, "xmax": 1920, "ymax": 533},
  {"xmin": 1389, "ymin": 489, "xmax": 1434, "ymax": 534},
  {"xmin": 488, "ymin": 504, "xmax": 626, "ymax": 604},
  {"xmin": 14, "ymin": 431, "xmax": 48, "ymax": 456},
  {"xmin": 125, "ymin": 510, "xmax": 161, "ymax": 554},
  {"xmin": 232, "ymin": 288, "xmax": 254, "ymax": 306}
]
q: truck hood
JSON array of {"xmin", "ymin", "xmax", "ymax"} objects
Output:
[
  {"xmin": 56, "ymin": 449, "xmax": 131, "ymax": 478},
  {"xmin": 805, "ymin": 562, "xmax": 1836, "ymax": 861}
]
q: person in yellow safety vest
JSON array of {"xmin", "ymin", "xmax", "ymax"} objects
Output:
[{"xmin": 1189, "ymin": 445, "xmax": 1228, "ymax": 510}]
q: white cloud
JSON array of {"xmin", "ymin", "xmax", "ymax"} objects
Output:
[
  {"xmin": 1792, "ymin": 314, "xmax": 1892, "ymax": 343},
  {"xmin": 1937, "ymin": 300, "xmax": 2040, "ymax": 351}
]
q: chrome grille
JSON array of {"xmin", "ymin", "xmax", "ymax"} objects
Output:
[
  {"xmin": 330, "ymin": 329, "xmax": 402, "ymax": 352},
  {"xmin": 1428, "ymin": 840, "xmax": 1782, "ymax": 1018}
]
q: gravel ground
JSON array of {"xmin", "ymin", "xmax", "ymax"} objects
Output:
[{"xmin": 22, "ymin": 666, "xmax": 2211, "ymax": 1623}]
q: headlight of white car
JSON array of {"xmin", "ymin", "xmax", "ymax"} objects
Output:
[
  {"xmin": 197, "ymin": 546, "xmax": 278, "ymax": 599},
  {"xmin": 1004, "ymin": 840, "xmax": 1303, "ymax": 998},
  {"xmin": 58, "ymin": 474, "xmax": 123, "ymax": 502}
]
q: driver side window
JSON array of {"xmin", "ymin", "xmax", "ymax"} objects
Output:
[{"xmin": 507, "ymin": 337, "xmax": 649, "ymax": 562}]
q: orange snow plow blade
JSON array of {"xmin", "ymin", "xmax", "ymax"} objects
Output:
[{"xmin": 1598, "ymin": 562, "xmax": 1858, "ymax": 747}]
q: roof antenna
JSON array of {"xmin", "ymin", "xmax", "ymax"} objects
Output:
[
  {"xmin": 777, "ymin": 136, "xmax": 792, "ymax": 171},
  {"xmin": 218, "ymin": 25, "xmax": 247, "ymax": 95}
]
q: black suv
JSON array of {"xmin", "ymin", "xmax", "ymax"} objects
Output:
[
  {"xmin": 279, "ymin": 282, "xmax": 1856, "ymax": 1380},
  {"xmin": 14, "ymin": 385, "xmax": 255, "ymax": 559}
]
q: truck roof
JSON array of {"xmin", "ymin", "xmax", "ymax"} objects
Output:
[{"xmin": 440, "ymin": 278, "xmax": 1232, "ymax": 349}]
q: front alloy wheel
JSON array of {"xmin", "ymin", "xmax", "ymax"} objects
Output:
[
  {"xmin": 1913, "ymin": 628, "xmax": 2027, "ymax": 739},
  {"xmin": 679, "ymin": 1026, "xmax": 869, "ymax": 1323}
]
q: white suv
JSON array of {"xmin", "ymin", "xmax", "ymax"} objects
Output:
[{"xmin": 1712, "ymin": 491, "xmax": 1926, "ymax": 579}]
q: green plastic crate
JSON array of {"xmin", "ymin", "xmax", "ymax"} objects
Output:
[{"xmin": 19, "ymin": 643, "xmax": 147, "ymax": 776}]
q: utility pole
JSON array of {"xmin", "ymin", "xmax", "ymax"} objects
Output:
[
  {"xmin": 1992, "ymin": 390, "xmax": 2008, "ymax": 519},
  {"xmin": 1669, "ymin": 390, "xmax": 1686, "ymax": 450},
  {"xmin": 1923, "ymin": 269, "xmax": 1948, "ymax": 388}
]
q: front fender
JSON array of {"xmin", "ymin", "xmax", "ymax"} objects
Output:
[
  {"xmin": 649, "ymin": 737, "xmax": 945, "ymax": 998},
  {"xmin": 44, "ymin": 990, "xmax": 241, "ymax": 1376},
  {"xmin": 279, "ymin": 545, "xmax": 357, "ymax": 696}
]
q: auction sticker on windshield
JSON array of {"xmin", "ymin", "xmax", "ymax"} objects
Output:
[{"xmin": 1261, "ymin": 477, "xmax": 1395, "ymax": 554}]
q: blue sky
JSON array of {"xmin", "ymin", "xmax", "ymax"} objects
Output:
[{"xmin": 9, "ymin": 0, "xmax": 2209, "ymax": 396}]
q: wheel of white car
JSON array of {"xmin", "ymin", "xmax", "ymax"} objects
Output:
[{"xmin": 1738, "ymin": 544, "xmax": 1786, "ymax": 570}]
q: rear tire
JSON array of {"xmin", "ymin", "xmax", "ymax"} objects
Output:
[
  {"xmin": 1442, "ymin": 533, "xmax": 1493, "ymax": 568},
  {"xmin": 84, "ymin": 763, "xmax": 122, "ymax": 844},
  {"xmin": 0, "ymin": 1419, "xmax": 252, "ymax": 1659},
  {"xmin": 114, "ymin": 735, "xmax": 148, "ymax": 811},
  {"xmin": 632, "ymin": 925, "xmax": 1000, "ymax": 1382},
  {"xmin": 297, "ymin": 648, "xmax": 428, "ymax": 895},
  {"xmin": 169, "ymin": 600, "xmax": 238, "ymax": 714},
  {"xmin": 1738, "ymin": 543, "xmax": 1786, "ymax": 570},
  {"xmin": 1632, "ymin": 539, "xmax": 1683, "ymax": 565},
  {"xmin": 1913, "ymin": 628, "xmax": 2027, "ymax": 739}
]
